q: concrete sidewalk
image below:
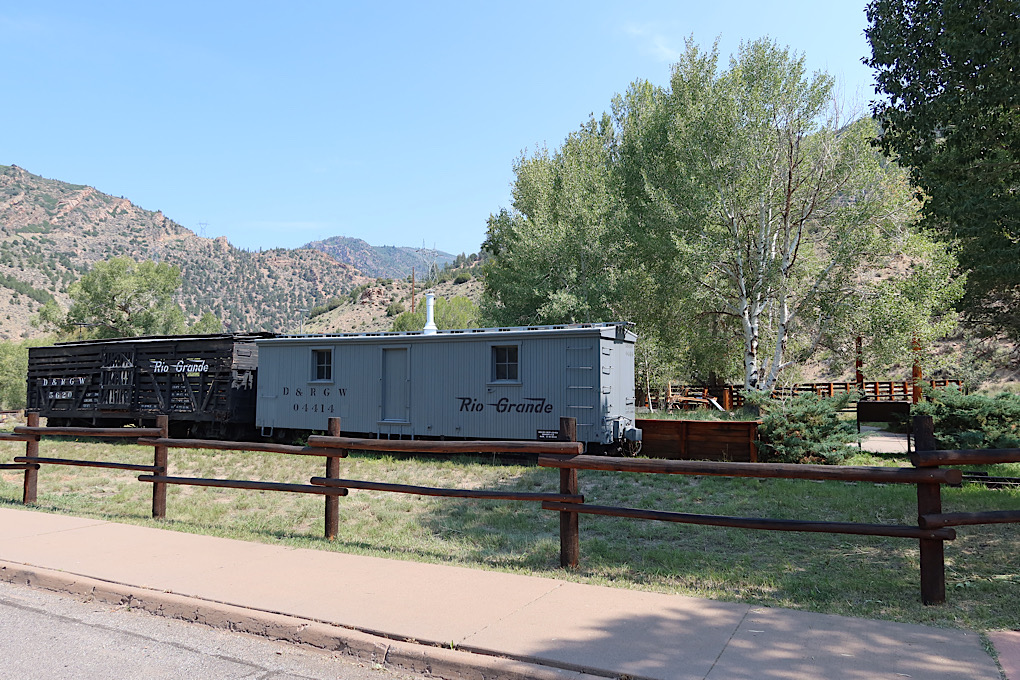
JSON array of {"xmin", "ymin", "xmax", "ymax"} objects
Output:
[
  {"xmin": 859, "ymin": 425, "xmax": 911, "ymax": 454},
  {"xmin": 0, "ymin": 507, "xmax": 1007, "ymax": 680}
]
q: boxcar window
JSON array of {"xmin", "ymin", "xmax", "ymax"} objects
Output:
[
  {"xmin": 492, "ymin": 345, "xmax": 519, "ymax": 382},
  {"xmin": 312, "ymin": 349, "xmax": 333, "ymax": 381}
]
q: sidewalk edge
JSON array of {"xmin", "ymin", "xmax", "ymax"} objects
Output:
[{"xmin": 0, "ymin": 560, "xmax": 602, "ymax": 680}]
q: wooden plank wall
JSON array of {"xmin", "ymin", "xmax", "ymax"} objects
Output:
[{"xmin": 637, "ymin": 419, "xmax": 759, "ymax": 462}]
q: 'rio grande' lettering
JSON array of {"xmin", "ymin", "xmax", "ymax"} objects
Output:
[
  {"xmin": 457, "ymin": 396, "xmax": 554, "ymax": 414},
  {"xmin": 458, "ymin": 397, "xmax": 485, "ymax": 412},
  {"xmin": 151, "ymin": 359, "xmax": 209, "ymax": 374}
]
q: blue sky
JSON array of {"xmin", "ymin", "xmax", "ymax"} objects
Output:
[{"xmin": 1, "ymin": 2, "xmax": 877, "ymax": 257}]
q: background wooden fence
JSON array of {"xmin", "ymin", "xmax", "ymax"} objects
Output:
[{"xmin": 639, "ymin": 379, "xmax": 965, "ymax": 410}]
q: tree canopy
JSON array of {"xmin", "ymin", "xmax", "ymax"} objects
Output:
[
  {"xmin": 481, "ymin": 116, "xmax": 630, "ymax": 327},
  {"xmin": 483, "ymin": 38, "xmax": 963, "ymax": 390},
  {"xmin": 54, "ymin": 257, "xmax": 221, "ymax": 339},
  {"xmin": 865, "ymin": 0, "xmax": 1020, "ymax": 336}
]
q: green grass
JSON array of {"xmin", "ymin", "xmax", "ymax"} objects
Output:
[{"xmin": 1, "ymin": 440, "xmax": 1017, "ymax": 632}]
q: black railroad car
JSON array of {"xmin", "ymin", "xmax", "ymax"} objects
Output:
[{"xmin": 27, "ymin": 333, "xmax": 273, "ymax": 438}]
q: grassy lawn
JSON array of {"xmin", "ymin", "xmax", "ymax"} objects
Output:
[{"xmin": 1, "ymin": 439, "xmax": 1017, "ymax": 632}]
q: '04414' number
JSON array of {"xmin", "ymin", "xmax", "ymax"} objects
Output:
[{"xmin": 293, "ymin": 404, "xmax": 335, "ymax": 413}]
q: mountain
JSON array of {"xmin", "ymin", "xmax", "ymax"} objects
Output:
[
  {"xmin": 304, "ymin": 236, "xmax": 456, "ymax": 279},
  {"xmin": 0, "ymin": 164, "xmax": 371, "ymax": 340}
]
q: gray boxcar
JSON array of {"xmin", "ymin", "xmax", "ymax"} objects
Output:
[{"xmin": 254, "ymin": 322, "xmax": 639, "ymax": 449}]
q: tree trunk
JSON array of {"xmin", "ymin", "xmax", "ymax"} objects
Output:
[{"xmin": 742, "ymin": 299, "xmax": 760, "ymax": 390}]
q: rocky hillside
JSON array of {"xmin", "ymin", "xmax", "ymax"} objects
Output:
[
  {"xmin": 305, "ymin": 274, "xmax": 484, "ymax": 334},
  {"xmin": 0, "ymin": 164, "xmax": 371, "ymax": 339},
  {"xmin": 304, "ymin": 235, "xmax": 455, "ymax": 279}
]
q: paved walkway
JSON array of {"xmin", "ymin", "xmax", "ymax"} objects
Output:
[
  {"xmin": 0, "ymin": 507, "xmax": 1010, "ymax": 680},
  {"xmin": 859, "ymin": 425, "xmax": 911, "ymax": 454}
]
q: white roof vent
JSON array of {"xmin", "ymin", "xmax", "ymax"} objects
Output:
[{"xmin": 423, "ymin": 292, "xmax": 438, "ymax": 335}]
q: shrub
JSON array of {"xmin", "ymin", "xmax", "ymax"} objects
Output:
[
  {"xmin": 454, "ymin": 273, "xmax": 471, "ymax": 284},
  {"xmin": 0, "ymin": 273, "xmax": 55, "ymax": 305},
  {"xmin": 391, "ymin": 295, "xmax": 479, "ymax": 332},
  {"xmin": 912, "ymin": 388, "xmax": 1020, "ymax": 449},
  {"xmin": 749, "ymin": 391, "xmax": 858, "ymax": 464},
  {"xmin": 386, "ymin": 301, "xmax": 405, "ymax": 317},
  {"xmin": 347, "ymin": 283, "xmax": 372, "ymax": 304},
  {"xmin": 0, "ymin": 338, "xmax": 49, "ymax": 409},
  {"xmin": 308, "ymin": 297, "xmax": 344, "ymax": 319}
]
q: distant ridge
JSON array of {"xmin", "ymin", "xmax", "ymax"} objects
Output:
[
  {"xmin": 0, "ymin": 164, "xmax": 370, "ymax": 339},
  {"xmin": 305, "ymin": 235, "xmax": 455, "ymax": 279}
]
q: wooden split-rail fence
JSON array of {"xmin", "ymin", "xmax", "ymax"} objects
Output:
[
  {"xmin": 640, "ymin": 379, "xmax": 965, "ymax": 411},
  {"xmin": 2, "ymin": 413, "xmax": 1018, "ymax": 605}
]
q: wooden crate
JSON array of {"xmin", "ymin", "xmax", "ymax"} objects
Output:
[{"xmin": 636, "ymin": 418, "xmax": 760, "ymax": 462}]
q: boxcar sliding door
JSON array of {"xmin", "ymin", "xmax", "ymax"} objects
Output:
[{"xmin": 381, "ymin": 347, "xmax": 409, "ymax": 422}]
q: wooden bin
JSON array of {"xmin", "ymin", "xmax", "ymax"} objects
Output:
[{"xmin": 636, "ymin": 419, "xmax": 760, "ymax": 462}]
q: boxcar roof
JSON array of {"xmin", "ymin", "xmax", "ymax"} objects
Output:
[
  {"xmin": 47, "ymin": 332, "xmax": 276, "ymax": 348},
  {"xmin": 259, "ymin": 322, "xmax": 636, "ymax": 345}
]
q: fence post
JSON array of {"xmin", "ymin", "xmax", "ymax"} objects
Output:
[
  {"xmin": 558, "ymin": 417, "xmax": 579, "ymax": 569},
  {"xmin": 855, "ymin": 336, "xmax": 864, "ymax": 393},
  {"xmin": 22, "ymin": 412, "xmax": 39, "ymax": 504},
  {"xmin": 152, "ymin": 416, "xmax": 169, "ymax": 519},
  {"xmin": 325, "ymin": 417, "xmax": 341, "ymax": 540},
  {"xmin": 913, "ymin": 414, "xmax": 945, "ymax": 605}
]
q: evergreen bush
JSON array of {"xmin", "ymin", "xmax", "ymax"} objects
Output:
[
  {"xmin": 749, "ymin": 391, "xmax": 858, "ymax": 464},
  {"xmin": 309, "ymin": 297, "xmax": 344, "ymax": 319},
  {"xmin": 912, "ymin": 388, "xmax": 1020, "ymax": 449}
]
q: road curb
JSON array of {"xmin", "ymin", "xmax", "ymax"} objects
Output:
[{"xmin": 0, "ymin": 560, "xmax": 603, "ymax": 680}]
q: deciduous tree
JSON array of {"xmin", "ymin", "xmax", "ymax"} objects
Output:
[
  {"xmin": 188, "ymin": 311, "xmax": 223, "ymax": 334},
  {"xmin": 64, "ymin": 257, "xmax": 187, "ymax": 338},
  {"xmin": 865, "ymin": 0, "xmax": 1020, "ymax": 336},
  {"xmin": 481, "ymin": 117, "xmax": 629, "ymax": 326},
  {"xmin": 622, "ymin": 39, "xmax": 942, "ymax": 390},
  {"xmin": 483, "ymin": 38, "xmax": 963, "ymax": 390}
]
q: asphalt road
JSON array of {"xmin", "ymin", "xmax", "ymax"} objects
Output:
[{"xmin": 0, "ymin": 580, "xmax": 429, "ymax": 680}]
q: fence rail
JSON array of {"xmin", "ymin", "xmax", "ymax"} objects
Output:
[
  {"xmin": 310, "ymin": 477, "xmax": 584, "ymax": 503},
  {"xmin": 14, "ymin": 426, "xmax": 165, "ymax": 438},
  {"xmin": 305, "ymin": 435, "xmax": 583, "ymax": 455},
  {"xmin": 912, "ymin": 448, "xmax": 1020, "ymax": 467},
  {"xmin": 539, "ymin": 501, "xmax": 956, "ymax": 540},
  {"xmin": 137, "ymin": 437, "xmax": 342, "ymax": 457},
  {"xmin": 1, "ymin": 412, "xmax": 1017, "ymax": 606},
  {"xmin": 15, "ymin": 457, "xmax": 161, "ymax": 473},
  {"xmin": 139, "ymin": 474, "xmax": 350, "ymax": 496},
  {"xmin": 536, "ymin": 454, "xmax": 960, "ymax": 485}
]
